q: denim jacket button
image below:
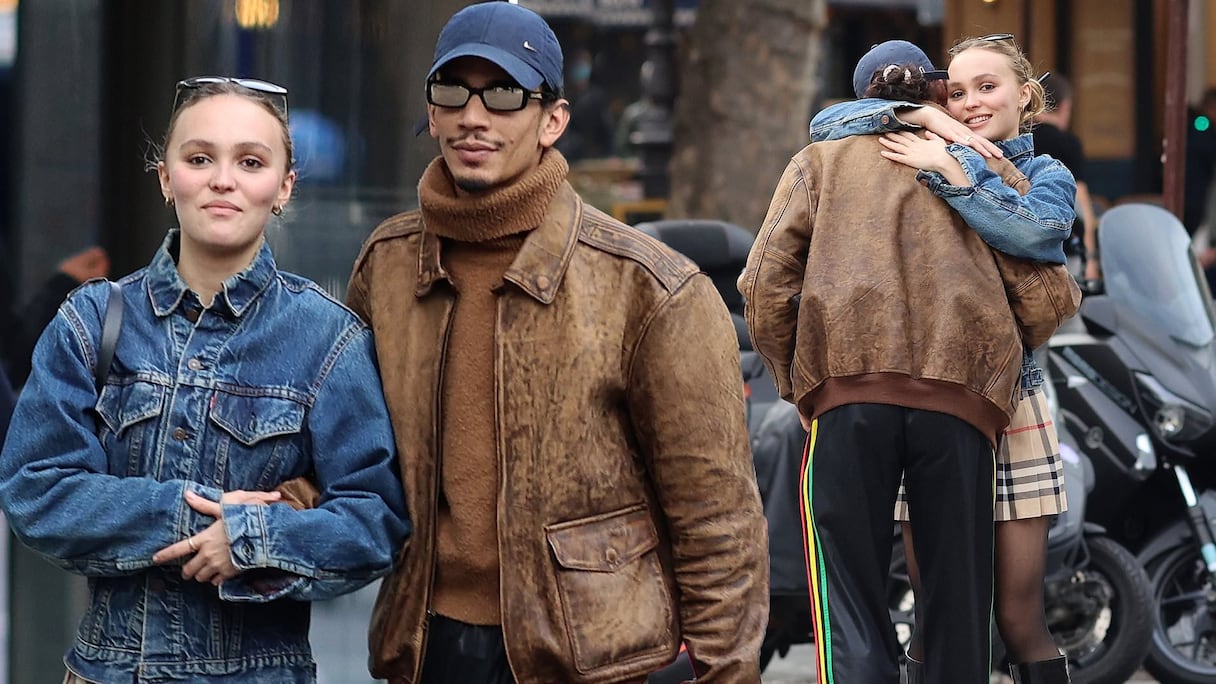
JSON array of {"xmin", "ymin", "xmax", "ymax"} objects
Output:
[
  {"xmin": 188, "ymin": 358, "xmax": 204, "ymax": 371},
  {"xmin": 172, "ymin": 427, "xmax": 188, "ymax": 441},
  {"xmin": 604, "ymin": 547, "xmax": 619, "ymax": 565},
  {"xmin": 881, "ymin": 114, "xmax": 891, "ymax": 125}
]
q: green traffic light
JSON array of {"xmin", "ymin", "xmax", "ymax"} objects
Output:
[{"xmin": 1198, "ymin": 115, "xmax": 1212, "ymax": 132}]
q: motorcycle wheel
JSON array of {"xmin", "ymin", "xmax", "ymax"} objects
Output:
[
  {"xmin": 1145, "ymin": 543, "xmax": 1216, "ymax": 683},
  {"xmin": 1054, "ymin": 536, "xmax": 1153, "ymax": 684}
]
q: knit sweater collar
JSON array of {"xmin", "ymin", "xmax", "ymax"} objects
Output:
[{"xmin": 418, "ymin": 148, "xmax": 569, "ymax": 243}]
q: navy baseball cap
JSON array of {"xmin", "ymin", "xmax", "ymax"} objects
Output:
[
  {"xmin": 852, "ymin": 40, "xmax": 947, "ymax": 98},
  {"xmin": 427, "ymin": 2, "xmax": 564, "ymax": 93}
]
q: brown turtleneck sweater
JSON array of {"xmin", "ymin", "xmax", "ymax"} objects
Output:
[{"xmin": 417, "ymin": 149, "xmax": 569, "ymax": 625}]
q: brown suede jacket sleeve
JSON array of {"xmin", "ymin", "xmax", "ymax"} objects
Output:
[
  {"xmin": 985, "ymin": 157, "xmax": 1083, "ymax": 349},
  {"xmin": 628, "ymin": 274, "xmax": 768, "ymax": 683},
  {"xmin": 737, "ymin": 157, "xmax": 813, "ymax": 403}
]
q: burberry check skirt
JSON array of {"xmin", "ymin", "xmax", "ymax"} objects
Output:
[{"xmin": 895, "ymin": 386, "xmax": 1067, "ymax": 522}]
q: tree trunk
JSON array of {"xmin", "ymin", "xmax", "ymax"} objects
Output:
[{"xmin": 668, "ymin": 0, "xmax": 826, "ymax": 230}]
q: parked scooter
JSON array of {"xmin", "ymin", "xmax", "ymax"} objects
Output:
[
  {"xmin": 1047, "ymin": 203, "xmax": 1216, "ymax": 683},
  {"xmin": 1041, "ymin": 427, "xmax": 1153, "ymax": 682}
]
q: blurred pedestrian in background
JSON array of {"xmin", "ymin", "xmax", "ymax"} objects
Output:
[
  {"xmin": 1033, "ymin": 73, "xmax": 1101, "ymax": 282},
  {"xmin": 555, "ymin": 48, "xmax": 615, "ymax": 161},
  {"xmin": 1186, "ymin": 87, "xmax": 1216, "ymax": 238},
  {"xmin": 1, "ymin": 245, "xmax": 110, "ymax": 387},
  {"xmin": 1186, "ymin": 88, "xmax": 1216, "ymax": 292}
]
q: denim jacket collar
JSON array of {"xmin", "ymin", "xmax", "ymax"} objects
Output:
[
  {"xmin": 995, "ymin": 133, "xmax": 1034, "ymax": 163},
  {"xmin": 415, "ymin": 182, "xmax": 583, "ymax": 304},
  {"xmin": 147, "ymin": 230, "xmax": 277, "ymax": 318}
]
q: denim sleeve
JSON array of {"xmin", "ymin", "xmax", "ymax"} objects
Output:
[
  {"xmin": 918, "ymin": 147, "xmax": 1075, "ymax": 264},
  {"xmin": 0, "ymin": 295, "xmax": 224, "ymax": 576},
  {"xmin": 809, "ymin": 98, "xmax": 923, "ymax": 143},
  {"xmin": 1021, "ymin": 351, "xmax": 1044, "ymax": 390},
  {"xmin": 219, "ymin": 326, "xmax": 410, "ymax": 603}
]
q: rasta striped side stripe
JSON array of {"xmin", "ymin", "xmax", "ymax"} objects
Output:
[{"xmin": 799, "ymin": 419, "xmax": 833, "ymax": 683}]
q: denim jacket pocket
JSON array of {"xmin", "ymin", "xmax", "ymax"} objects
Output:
[
  {"xmin": 95, "ymin": 381, "xmax": 167, "ymax": 477},
  {"xmin": 545, "ymin": 503, "xmax": 674, "ymax": 675},
  {"xmin": 208, "ymin": 394, "xmax": 306, "ymax": 490}
]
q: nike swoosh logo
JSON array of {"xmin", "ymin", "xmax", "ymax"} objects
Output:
[{"xmin": 523, "ymin": 41, "xmax": 537, "ymax": 52}]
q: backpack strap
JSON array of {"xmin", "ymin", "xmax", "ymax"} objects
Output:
[{"xmin": 95, "ymin": 281, "xmax": 123, "ymax": 392}]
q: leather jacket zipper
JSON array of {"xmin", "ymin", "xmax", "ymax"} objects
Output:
[
  {"xmin": 415, "ymin": 295, "xmax": 456, "ymax": 683},
  {"xmin": 493, "ymin": 297, "xmax": 518, "ymax": 680}
]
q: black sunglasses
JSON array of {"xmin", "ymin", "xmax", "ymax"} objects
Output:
[
  {"xmin": 979, "ymin": 33, "xmax": 1016, "ymax": 43},
  {"xmin": 173, "ymin": 76, "xmax": 289, "ymax": 115},
  {"xmin": 426, "ymin": 81, "xmax": 544, "ymax": 113}
]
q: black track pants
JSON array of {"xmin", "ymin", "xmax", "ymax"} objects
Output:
[{"xmin": 800, "ymin": 403, "xmax": 995, "ymax": 684}]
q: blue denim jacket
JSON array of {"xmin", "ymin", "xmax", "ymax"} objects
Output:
[
  {"xmin": 809, "ymin": 98, "xmax": 1079, "ymax": 385},
  {"xmin": 0, "ymin": 232, "xmax": 411, "ymax": 683},
  {"xmin": 810, "ymin": 98, "xmax": 1075, "ymax": 265}
]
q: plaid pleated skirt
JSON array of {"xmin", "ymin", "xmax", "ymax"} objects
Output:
[{"xmin": 895, "ymin": 386, "xmax": 1067, "ymax": 522}]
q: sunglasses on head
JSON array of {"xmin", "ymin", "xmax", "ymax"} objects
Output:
[
  {"xmin": 979, "ymin": 33, "xmax": 1016, "ymax": 43},
  {"xmin": 173, "ymin": 76, "xmax": 289, "ymax": 115},
  {"xmin": 426, "ymin": 81, "xmax": 545, "ymax": 112}
]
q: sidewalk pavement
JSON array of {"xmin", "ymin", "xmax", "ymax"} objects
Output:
[{"xmin": 761, "ymin": 644, "xmax": 1160, "ymax": 683}]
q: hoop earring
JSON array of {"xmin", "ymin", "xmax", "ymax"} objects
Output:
[{"xmin": 271, "ymin": 205, "xmax": 284, "ymax": 217}]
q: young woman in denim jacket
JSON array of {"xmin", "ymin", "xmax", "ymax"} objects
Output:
[
  {"xmin": 0, "ymin": 78, "xmax": 411, "ymax": 683},
  {"xmin": 811, "ymin": 37, "xmax": 1076, "ymax": 683}
]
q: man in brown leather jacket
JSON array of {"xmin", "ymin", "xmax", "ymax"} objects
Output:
[
  {"xmin": 739, "ymin": 41, "xmax": 1072, "ymax": 684},
  {"xmin": 347, "ymin": 4, "xmax": 767, "ymax": 683}
]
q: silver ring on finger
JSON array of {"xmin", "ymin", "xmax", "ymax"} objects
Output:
[{"xmin": 187, "ymin": 537, "xmax": 197, "ymax": 553}]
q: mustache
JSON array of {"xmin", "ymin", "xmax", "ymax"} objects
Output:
[{"xmin": 447, "ymin": 134, "xmax": 501, "ymax": 149}]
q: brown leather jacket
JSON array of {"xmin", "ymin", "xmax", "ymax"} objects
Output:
[
  {"xmin": 739, "ymin": 137, "xmax": 1079, "ymax": 441},
  {"xmin": 347, "ymin": 181, "xmax": 768, "ymax": 683}
]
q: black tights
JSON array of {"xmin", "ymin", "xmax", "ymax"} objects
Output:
[{"xmin": 905, "ymin": 516, "xmax": 1060, "ymax": 664}]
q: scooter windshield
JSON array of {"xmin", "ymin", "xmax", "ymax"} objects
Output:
[{"xmin": 1100, "ymin": 204, "xmax": 1216, "ymax": 347}]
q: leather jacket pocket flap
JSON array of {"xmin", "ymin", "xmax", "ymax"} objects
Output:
[
  {"xmin": 96, "ymin": 381, "xmax": 166, "ymax": 436},
  {"xmin": 210, "ymin": 394, "xmax": 306, "ymax": 446},
  {"xmin": 546, "ymin": 504, "xmax": 658, "ymax": 573}
]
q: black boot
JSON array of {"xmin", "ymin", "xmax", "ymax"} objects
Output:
[
  {"xmin": 1009, "ymin": 655, "xmax": 1071, "ymax": 684},
  {"xmin": 903, "ymin": 655, "xmax": 925, "ymax": 684}
]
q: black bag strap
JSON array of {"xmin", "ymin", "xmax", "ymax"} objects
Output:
[{"xmin": 95, "ymin": 281, "xmax": 123, "ymax": 392}]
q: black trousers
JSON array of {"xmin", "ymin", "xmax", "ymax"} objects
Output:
[
  {"xmin": 800, "ymin": 403, "xmax": 995, "ymax": 684},
  {"xmin": 420, "ymin": 614, "xmax": 515, "ymax": 684}
]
